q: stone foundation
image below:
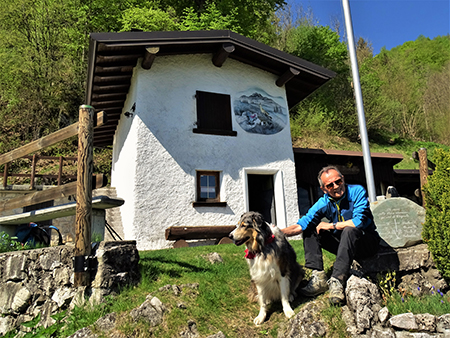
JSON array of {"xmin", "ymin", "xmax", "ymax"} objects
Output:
[{"xmin": 0, "ymin": 241, "xmax": 139, "ymax": 335}]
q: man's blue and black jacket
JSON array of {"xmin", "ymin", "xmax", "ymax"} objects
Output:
[{"xmin": 297, "ymin": 184, "xmax": 377, "ymax": 233}]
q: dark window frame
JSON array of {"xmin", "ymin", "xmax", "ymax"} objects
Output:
[
  {"xmin": 193, "ymin": 90, "xmax": 237, "ymax": 137},
  {"xmin": 193, "ymin": 170, "xmax": 227, "ymax": 207}
]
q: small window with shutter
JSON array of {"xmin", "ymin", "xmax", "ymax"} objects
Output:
[{"xmin": 193, "ymin": 91, "xmax": 237, "ymax": 136}]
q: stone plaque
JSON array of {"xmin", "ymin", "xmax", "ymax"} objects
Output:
[{"xmin": 370, "ymin": 197, "xmax": 425, "ymax": 248}]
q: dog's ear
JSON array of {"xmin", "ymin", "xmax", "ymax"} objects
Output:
[
  {"xmin": 252, "ymin": 228, "xmax": 263, "ymax": 252},
  {"xmin": 251, "ymin": 212, "xmax": 264, "ymax": 226}
]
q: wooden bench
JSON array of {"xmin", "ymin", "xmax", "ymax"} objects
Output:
[
  {"xmin": 165, "ymin": 225, "xmax": 236, "ymax": 248},
  {"xmin": 0, "ymin": 195, "xmax": 124, "ymax": 239}
]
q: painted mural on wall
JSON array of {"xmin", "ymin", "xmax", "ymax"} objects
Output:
[{"xmin": 234, "ymin": 89, "xmax": 287, "ymax": 135}]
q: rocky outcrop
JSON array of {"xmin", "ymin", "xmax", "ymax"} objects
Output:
[
  {"xmin": 0, "ymin": 241, "xmax": 139, "ymax": 336},
  {"xmin": 352, "ymin": 244, "xmax": 448, "ymax": 297},
  {"xmin": 341, "ymin": 276, "xmax": 450, "ymax": 337}
]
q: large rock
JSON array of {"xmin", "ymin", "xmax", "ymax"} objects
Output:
[
  {"xmin": 352, "ymin": 244, "xmax": 448, "ymax": 296},
  {"xmin": 389, "ymin": 313, "xmax": 418, "ymax": 330},
  {"xmin": 4, "ymin": 254, "xmax": 27, "ymax": 282},
  {"xmin": 280, "ymin": 301, "xmax": 327, "ymax": 338},
  {"xmin": 0, "ymin": 282, "xmax": 33, "ymax": 314},
  {"xmin": 345, "ymin": 275, "xmax": 382, "ymax": 334},
  {"xmin": 91, "ymin": 241, "xmax": 140, "ymax": 290},
  {"xmin": 371, "ymin": 197, "xmax": 425, "ymax": 248},
  {"xmin": 130, "ymin": 296, "xmax": 167, "ymax": 326}
]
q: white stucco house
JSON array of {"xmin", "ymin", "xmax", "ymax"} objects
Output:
[{"xmin": 85, "ymin": 30, "xmax": 335, "ymax": 250}]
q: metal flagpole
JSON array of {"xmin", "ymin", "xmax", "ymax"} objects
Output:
[{"xmin": 341, "ymin": 0, "xmax": 377, "ymax": 202}]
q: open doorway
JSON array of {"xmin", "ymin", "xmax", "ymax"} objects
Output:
[{"xmin": 247, "ymin": 174, "xmax": 276, "ymax": 224}]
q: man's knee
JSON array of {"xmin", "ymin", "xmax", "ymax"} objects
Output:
[{"xmin": 340, "ymin": 227, "xmax": 362, "ymax": 242}]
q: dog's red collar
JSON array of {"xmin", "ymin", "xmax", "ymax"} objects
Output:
[{"xmin": 244, "ymin": 234, "xmax": 275, "ymax": 259}]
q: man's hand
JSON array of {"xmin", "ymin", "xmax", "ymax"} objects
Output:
[{"xmin": 316, "ymin": 222, "xmax": 334, "ymax": 234}]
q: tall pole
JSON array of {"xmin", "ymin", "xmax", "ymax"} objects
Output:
[
  {"xmin": 74, "ymin": 105, "xmax": 94, "ymax": 286},
  {"xmin": 342, "ymin": 0, "xmax": 377, "ymax": 202}
]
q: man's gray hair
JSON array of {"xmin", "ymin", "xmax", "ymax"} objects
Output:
[{"xmin": 317, "ymin": 166, "xmax": 343, "ymax": 187}]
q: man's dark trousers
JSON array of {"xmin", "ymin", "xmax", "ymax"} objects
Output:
[{"xmin": 303, "ymin": 226, "xmax": 380, "ymax": 283}]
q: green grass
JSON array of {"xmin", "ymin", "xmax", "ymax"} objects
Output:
[
  {"xmin": 13, "ymin": 240, "xmax": 449, "ymax": 337},
  {"xmin": 56, "ymin": 241, "xmax": 341, "ymax": 338},
  {"xmin": 385, "ymin": 286, "xmax": 450, "ymax": 316}
]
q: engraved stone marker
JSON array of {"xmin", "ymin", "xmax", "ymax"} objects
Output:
[{"xmin": 370, "ymin": 197, "xmax": 425, "ymax": 248}]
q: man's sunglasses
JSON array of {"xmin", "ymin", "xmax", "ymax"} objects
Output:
[{"xmin": 325, "ymin": 178, "xmax": 343, "ymax": 189}]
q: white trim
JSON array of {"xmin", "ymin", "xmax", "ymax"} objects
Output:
[{"xmin": 243, "ymin": 168, "xmax": 287, "ymax": 227}]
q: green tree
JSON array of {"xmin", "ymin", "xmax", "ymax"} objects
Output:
[
  {"xmin": 0, "ymin": 0, "xmax": 83, "ymax": 152},
  {"xmin": 423, "ymin": 148, "xmax": 450, "ymax": 280},
  {"xmin": 286, "ymin": 24, "xmax": 359, "ymax": 140},
  {"xmin": 360, "ymin": 35, "xmax": 450, "ymax": 143}
]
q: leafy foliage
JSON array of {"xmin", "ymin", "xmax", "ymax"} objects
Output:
[
  {"xmin": 0, "ymin": 231, "xmax": 32, "ymax": 253},
  {"xmin": 422, "ymin": 149, "xmax": 450, "ymax": 280},
  {"xmin": 359, "ymin": 35, "xmax": 450, "ymax": 144},
  {"xmin": 0, "ymin": 0, "xmax": 448, "ymax": 172}
]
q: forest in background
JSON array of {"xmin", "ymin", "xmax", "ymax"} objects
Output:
[{"xmin": 0, "ymin": 0, "xmax": 449, "ymax": 168}]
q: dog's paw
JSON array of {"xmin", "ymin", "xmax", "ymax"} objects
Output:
[
  {"xmin": 253, "ymin": 315, "xmax": 266, "ymax": 326},
  {"xmin": 284, "ymin": 308, "xmax": 295, "ymax": 319}
]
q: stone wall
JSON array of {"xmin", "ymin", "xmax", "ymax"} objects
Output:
[{"xmin": 0, "ymin": 241, "xmax": 139, "ymax": 335}]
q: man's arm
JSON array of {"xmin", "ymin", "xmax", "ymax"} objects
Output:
[
  {"xmin": 315, "ymin": 219, "xmax": 355, "ymax": 233},
  {"xmin": 281, "ymin": 224, "xmax": 303, "ymax": 237}
]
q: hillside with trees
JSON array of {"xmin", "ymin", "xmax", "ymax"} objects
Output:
[{"xmin": 0, "ymin": 0, "xmax": 449, "ymax": 173}]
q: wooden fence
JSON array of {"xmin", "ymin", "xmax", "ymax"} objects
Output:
[{"xmin": 0, "ymin": 106, "xmax": 106, "ymax": 286}]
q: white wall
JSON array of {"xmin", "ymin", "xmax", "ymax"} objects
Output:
[{"xmin": 112, "ymin": 54, "xmax": 299, "ymax": 250}]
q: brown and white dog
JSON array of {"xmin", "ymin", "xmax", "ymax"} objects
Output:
[{"xmin": 229, "ymin": 211, "xmax": 303, "ymax": 325}]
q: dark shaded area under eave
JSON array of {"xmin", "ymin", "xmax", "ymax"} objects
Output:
[{"xmin": 85, "ymin": 30, "xmax": 336, "ymax": 148}]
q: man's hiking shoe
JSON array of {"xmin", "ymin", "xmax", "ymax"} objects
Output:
[
  {"xmin": 328, "ymin": 277, "xmax": 345, "ymax": 305},
  {"xmin": 299, "ymin": 270, "xmax": 328, "ymax": 297}
]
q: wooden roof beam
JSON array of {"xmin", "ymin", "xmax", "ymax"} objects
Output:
[
  {"xmin": 93, "ymin": 84, "xmax": 130, "ymax": 93},
  {"xmin": 276, "ymin": 67, "xmax": 300, "ymax": 87},
  {"xmin": 142, "ymin": 46, "xmax": 160, "ymax": 70},
  {"xmin": 212, "ymin": 43, "xmax": 235, "ymax": 67}
]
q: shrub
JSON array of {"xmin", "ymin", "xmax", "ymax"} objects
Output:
[
  {"xmin": 0, "ymin": 231, "xmax": 31, "ymax": 253},
  {"xmin": 422, "ymin": 148, "xmax": 450, "ymax": 280}
]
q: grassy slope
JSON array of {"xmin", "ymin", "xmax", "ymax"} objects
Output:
[{"xmin": 63, "ymin": 241, "xmax": 344, "ymax": 338}]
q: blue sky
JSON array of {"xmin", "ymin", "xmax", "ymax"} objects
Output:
[{"xmin": 288, "ymin": 0, "xmax": 450, "ymax": 55}]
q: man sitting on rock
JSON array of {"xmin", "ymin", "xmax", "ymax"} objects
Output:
[{"xmin": 282, "ymin": 166, "xmax": 380, "ymax": 305}]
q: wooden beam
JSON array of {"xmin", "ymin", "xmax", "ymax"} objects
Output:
[
  {"xmin": 276, "ymin": 67, "xmax": 300, "ymax": 87},
  {"xmin": 74, "ymin": 105, "xmax": 94, "ymax": 287},
  {"xmin": 165, "ymin": 225, "xmax": 236, "ymax": 241},
  {"xmin": 94, "ymin": 111, "xmax": 108, "ymax": 127},
  {"xmin": 93, "ymin": 84, "xmax": 130, "ymax": 93},
  {"xmin": 96, "ymin": 54, "xmax": 141, "ymax": 63},
  {"xmin": 94, "ymin": 65, "xmax": 134, "ymax": 74},
  {"xmin": 212, "ymin": 43, "xmax": 235, "ymax": 67},
  {"xmin": 3, "ymin": 162, "xmax": 8, "ymax": 188},
  {"xmin": 0, "ymin": 174, "xmax": 105, "ymax": 212},
  {"xmin": 92, "ymin": 93, "xmax": 127, "ymax": 101},
  {"xmin": 418, "ymin": 148, "xmax": 428, "ymax": 207},
  {"xmin": 0, "ymin": 112, "xmax": 106, "ymax": 167},
  {"xmin": 90, "ymin": 100, "xmax": 125, "ymax": 108},
  {"xmin": 93, "ymin": 75, "xmax": 132, "ymax": 84},
  {"xmin": 142, "ymin": 46, "xmax": 160, "ymax": 70}
]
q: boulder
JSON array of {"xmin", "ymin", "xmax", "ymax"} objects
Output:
[{"xmin": 345, "ymin": 275, "xmax": 382, "ymax": 333}]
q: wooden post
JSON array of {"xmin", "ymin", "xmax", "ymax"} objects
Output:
[
  {"xmin": 418, "ymin": 148, "xmax": 428, "ymax": 207},
  {"xmin": 58, "ymin": 156, "xmax": 63, "ymax": 186},
  {"xmin": 30, "ymin": 154, "xmax": 37, "ymax": 190},
  {"xmin": 3, "ymin": 162, "xmax": 8, "ymax": 188},
  {"xmin": 74, "ymin": 105, "xmax": 94, "ymax": 287}
]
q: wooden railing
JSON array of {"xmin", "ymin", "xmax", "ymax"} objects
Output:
[
  {"xmin": 0, "ymin": 107, "xmax": 106, "ymax": 286},
  {"xmin": 2, "ymin": 155, "xmax": 78, "ymax": 189}
]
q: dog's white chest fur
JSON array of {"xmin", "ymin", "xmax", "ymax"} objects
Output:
[{"xmin": 247, "ymin": 255, "xmax": 282, "ymax": 302}]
